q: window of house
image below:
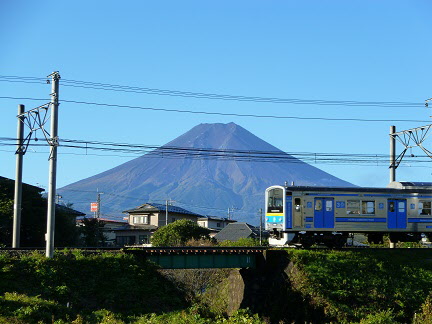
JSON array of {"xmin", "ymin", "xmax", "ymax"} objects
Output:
[
  {"xmin": 116, "ymin": 236, "xmax": 135, "ymax": 246},
  {"xmin": 216, "ymin": 222, "xmax": 221, "ymax": 228},
  {"xmin": 347, "ymin": 200, "xmax": 360, "ymax": 215},
  {"xmin": 133, "ymin": 216, "xmax": 140, "ymax": 224},
  {"xmin": 171, "ymin": 217, "xmax": 176, "ymax": 223},
  {"xmin": 133, "ymin": 215, "xmax": 149, "ymax": 224},
  {"xmin": 419, "ymin": 201, "xmax": 432, "ymax": 216},
  {"xmin": 361, "ymin": 201, "xmax": 375, "ymax": 214}
]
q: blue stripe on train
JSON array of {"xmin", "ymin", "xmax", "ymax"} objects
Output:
[
  {"xmin": 266, "ymin": 216, "xmax": 284, "ymax": 223},
  {"xmin": 336, "ymin": 217, "xmax": 386, "ymax": 222},
  {"xmin": 408, "ymin": 218, "xmax": 432, "ymax": 223}
]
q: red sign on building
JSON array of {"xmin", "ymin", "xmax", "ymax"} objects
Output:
[{"xmin": 90, "ymin": 202, "xmax": 99, "ymax": 212}]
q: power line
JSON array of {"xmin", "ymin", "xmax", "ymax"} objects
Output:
[
  {"xmin": 60, "ymin": 99, "xmax": 431, "ymax": 123},
  {"xmin": 0, "ymin": 74, "xmax": 424, "ymax": 108},
  {"xmin": 59, "ymin": 78, "xmax": 423, "ymax": 107},
  {"xmin": 0, "ymin": 96, "xmax": 430, "ymax": 123},
  {"xmin": 1, "ymin": 137, "xmax": 430, "ymax": 166}
]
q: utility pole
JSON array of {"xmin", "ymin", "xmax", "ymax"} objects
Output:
[
  {"xmin": 227, "ymin": 207, "xmax": 236, "ymax": 220},
  {"xmin": 389, "ymin": 125, "xmax": 396, "ymax": 183},
  {"xmin": 165, "ymin": 199, "xmax": 173, "ymax": 226},
  {"xmin": 12, "ymin": 104, "xmax": 25, "ymax": 248},
  {"xmin": 166, "ymin": 200, "xmax": 169, "ymax": 226},
  {"xmin": 96, "ymin": 191, "xmax": 104, "ymax": 218},
  {"xmin": 259, "ymin": 208, "xmax": 263, "ymax": 246},
  {"xmin": 46, "ymin": 71, "xmax": 60, "ymax": 258}
]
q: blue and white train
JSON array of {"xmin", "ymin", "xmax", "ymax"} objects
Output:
[{"xmin": 265, "ymin": 182, "xmax": 432, "ymax": 247}]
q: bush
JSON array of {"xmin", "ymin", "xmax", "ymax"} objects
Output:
[
  {"xmin": 151, "ymin": 219, "xmax": 211, "ymax": 246},
  {"xmin": 218, "ymin": 237, "xmax": 263, "ymax": 247}
]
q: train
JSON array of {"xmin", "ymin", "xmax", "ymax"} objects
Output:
[{"xmin": 265, "ymin": 181, "xmax": 432, "ymax": 247}]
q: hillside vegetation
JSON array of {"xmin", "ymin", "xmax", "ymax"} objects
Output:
[
  {"xmin": 284, "ymin": 249, "xmax": 432, "ymax": 323},
  {"xmin": 0, "ymin": 249, "xmax": 432, "ymax": 323}
]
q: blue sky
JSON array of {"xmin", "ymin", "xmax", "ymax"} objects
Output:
[{"xmin": 1, "ymin": 1, "xmax": 431, "ymax": 195}]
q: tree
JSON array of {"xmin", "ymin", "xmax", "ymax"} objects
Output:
[
  {"xmin": 151, "ymin": 219, "xmax": 210, "ymax": 247},
  {"xmin": 0, "ymin": 177, "xmax": 79, "ymax": 247},
  {"xmin": 80, "ymin": 217, "xmax": 107, "ymax": 247}
]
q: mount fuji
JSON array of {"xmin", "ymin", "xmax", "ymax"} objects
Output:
[{"xmin": 58, "ymin": 123, "xmax": 354, "ymax": 223}]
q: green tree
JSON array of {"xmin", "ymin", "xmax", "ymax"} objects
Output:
[
  {"xmin": 0, "ymin": 177, "xmax": 79, "ymax": 247},
  {"xmin": 80, "ymin": 217, "xmax": 107, "ymax": 247},
  {"xmin": 151, "ymin": 219, "xmax": 210, "ymax": 247}
]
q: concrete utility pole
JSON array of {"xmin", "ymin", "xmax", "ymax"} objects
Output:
[
  {"xmin": 166, "ymin": 200, "xmax": 169, "ymax": 226},
  {"xmin": 259, "ymin": 208, "xmax": 263, "ymax": 246},
  {"xmin": 12, "ymin": 104, "xmax": 25, "ymax": 248},
  {"xmin": 46, "ymin": 71, "xmax": 60, "ymax": 258},
  {"xmin": 389, "ymin": 125, "xmax": 396, "ymax": 183},
  {"xmin": 96, "ymin": 191, "xmax": 104, "ymax": 218}
]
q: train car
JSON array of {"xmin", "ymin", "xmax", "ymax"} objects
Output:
[{"xmin": 265, "ymin": 182, "xmax": 432, "ymax": 247}]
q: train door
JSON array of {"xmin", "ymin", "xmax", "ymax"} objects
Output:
[
  {"xmin": 286, "ymin": 196, "xmax": 293, "ymax": 229},
  {"xmin": 314, "ymin": 198, "xmax": 334, "ymax": 228},
  {"xmin": 387, "ymin": 199, "xmax": 407, "ymax": 229}
]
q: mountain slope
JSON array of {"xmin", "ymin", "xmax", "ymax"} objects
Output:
[{"xmin": 58, "ymin": 123, "xmax": 354, "ymax": 222}]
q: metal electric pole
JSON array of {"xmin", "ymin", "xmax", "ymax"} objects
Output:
[
  {"xmin": 389, "ymin": 125, "xmax": 396, "ymax": 183},
  {"xmin": 12, "ymin": 104, "xmax": 25, "ymax": 248},
  {"xmin": 46, "ymin": 71, "xmax": 60, "ymax": 258}
]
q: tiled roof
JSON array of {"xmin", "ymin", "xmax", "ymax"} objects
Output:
[
  {"xmin": 214, "ymin": 223, "xmax": 258, "ymax": 242},
  {"xmin": 123, "ymin": 203, "xmax": 201, "ymax": 217},
  {"xmin": 197, "ymin": 216, "xmax": 237, "ymax": 222}
]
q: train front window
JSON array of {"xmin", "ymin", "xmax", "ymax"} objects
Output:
[{"xmin": 268, "ymin": 188, "xmax": 283, "ymax": 213}]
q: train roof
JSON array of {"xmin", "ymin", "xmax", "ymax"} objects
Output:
[
  {"xmin": 387, "ymin": 181, "xmax": 432, "ymax": 189},
  {"xmin": 283, "ymin": 183, "xmax": 432, "ymax": 195}
]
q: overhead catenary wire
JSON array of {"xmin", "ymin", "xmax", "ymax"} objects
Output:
[
  {"xmin": 0, "ymin": 137, "xmax": 430, "ymax": 166},
  {"xmin": 1, "ymin": 96, "xmax": 429, "ymax": 123},
  {"xmin": 0, "ymin": 74, "xmax": 424, "ymax": 108}
]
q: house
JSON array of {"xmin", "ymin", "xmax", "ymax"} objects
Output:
[
  {"xmin": 76, "ymin": 217, "xmax": 128, "ymax": 246},
  {"xmin": 56, "ymin": 204, "xmax": 86, "ymax": 217},
  {"xmin": 115, "ymin": 203, "xmax": 202, "ymax": 246},
  {"xmin": 214, "ymin": 222, "xmax": 267, "ymax": 242},
  {"xmin": 197, "ymin": 216, "xmax": 237, "ymax": 237}
]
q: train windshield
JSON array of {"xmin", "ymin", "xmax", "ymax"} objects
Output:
[{"xmin": 267, "ymin": 188, "xmax": 284, "ymax": 213}]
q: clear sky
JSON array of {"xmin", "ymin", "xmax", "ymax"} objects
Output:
[{"xmin": 1, "ymin": 1, "xmax": 431, "ymax": 199}]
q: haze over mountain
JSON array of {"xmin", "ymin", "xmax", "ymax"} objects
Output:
[{"xmin": 58, "ymin": 123, "xmax": 354, "ymax": 223}]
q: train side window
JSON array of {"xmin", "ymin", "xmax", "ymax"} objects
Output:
[
  {"xmin": 315, "ymin": 200, "xmax": 322, "ymax": 211},
  {"xmin": 362, "ymin": 201, "xmax": 375, "ymax": 215},
  {"xmin": 419, "ymin": 201, "xmax": 431, "ymax": 216},
  {"xmin": 294, "ymin": 198, "xmax": 301, "ymax": 212},
  {"xmin": 398, "ymin": 201, "xmax": 405, "ymax": 213},
  {"xmin": 389, "ymin": 202, "xmax": 395, "ymax": 213},
  {"xmin": 347, "ymin": 200, "xmax": 360, "ymax": 215}
]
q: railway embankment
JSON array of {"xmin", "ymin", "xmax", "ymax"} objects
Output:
[
  {"xmin": 199, "ymin": 249, "xmax": 432, "ymax": 323},
  {"xmin": 1, "ymin": 249, "xmax": 432, "ymax": 323}
]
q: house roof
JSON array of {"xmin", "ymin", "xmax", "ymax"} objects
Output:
[
  {"xmin": 123, "ymin": 203, "xmax": 201, "ymax": 217},
  {"xmin": 114, "ymin": 224, "xmax": 158, "ymax": 232},
  {"xmin": 0, "ymin": 176, "xmax": 45, "ymax": 192},
  {"xmin": 214, "ymin": 222, "xmax": 261, "ymax": 242},
  {"xmin": 197, "ymin": 216, "xmax": 237, "ymax": 223},
  {"xmin": 56, "ymin": 204, "xmax": 86, "ymax": 216}
]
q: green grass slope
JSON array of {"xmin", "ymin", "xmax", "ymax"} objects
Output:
[
  {"xmin": 286, "ymin": 249, "xmax": 432, "ymax": 323},
  {"xmin": 0, "ymin": 251, "xmax": 186, "ymax": 323}
]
